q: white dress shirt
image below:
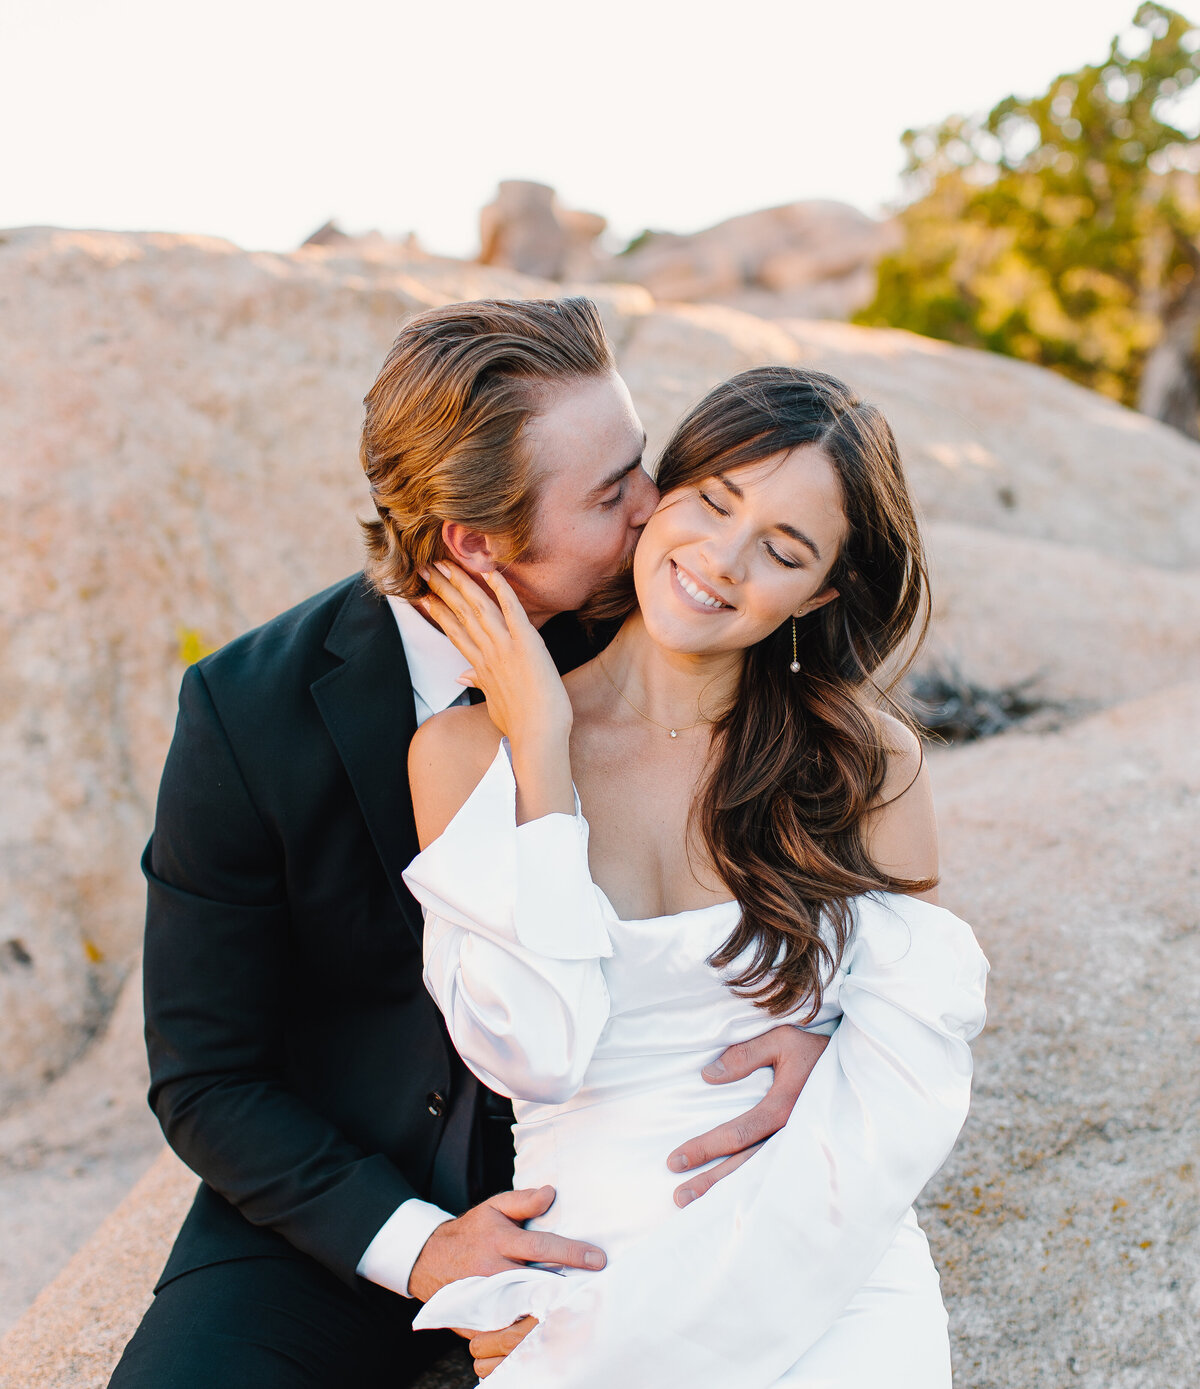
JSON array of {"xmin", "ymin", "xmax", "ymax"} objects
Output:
[{"xmin": 354, "ymin": 595, "xmax": 474, "ymax": 1298}]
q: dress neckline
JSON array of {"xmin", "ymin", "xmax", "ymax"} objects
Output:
[{"xmin": 592, "ymin": 881, "xmax": 739, "ymax": 927}]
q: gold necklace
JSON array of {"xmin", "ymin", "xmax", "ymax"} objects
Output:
[{"xmin": 597, "ymin": 657, "xmax": 712, "ymax": 739}]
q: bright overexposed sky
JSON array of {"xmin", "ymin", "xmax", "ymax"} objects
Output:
[{"xmin": 0, "ymin": 0, "xmax": 1168, "ymax": 257}]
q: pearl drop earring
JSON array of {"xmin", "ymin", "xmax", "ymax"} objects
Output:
[{"xmin": 790, "ymin": 613, "xmax": 802, "ymax": 674}]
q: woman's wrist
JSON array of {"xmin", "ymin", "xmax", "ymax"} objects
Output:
[{"xmin": 510, "ymin": 730, "xmax": 575, "ymax": 825}]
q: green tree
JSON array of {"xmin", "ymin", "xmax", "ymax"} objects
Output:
[{"xmin": 858, "ymin": 3, "xmax": 1200, "ymax": 436}]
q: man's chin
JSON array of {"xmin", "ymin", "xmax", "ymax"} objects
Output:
[
  {"xmin": 578, "ymin": 554, "xmax": 637, "ymax": 628},
  {"xmin": 610, "ymin": 550, "xmax": 637, "ymax": 584}
]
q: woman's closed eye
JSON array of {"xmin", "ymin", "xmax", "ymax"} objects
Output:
[
  {"xmin": 701, "ymin": 490, "xmax": 801, "ymax": 569},
  {"xmin": 698, "ymin": 491, "xmax": 728, "ymax": 517}
]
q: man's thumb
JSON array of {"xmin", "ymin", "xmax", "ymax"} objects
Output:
[{"xmin": 491, "ymin": 1185, "xmax": 556, "ymax": 1221}]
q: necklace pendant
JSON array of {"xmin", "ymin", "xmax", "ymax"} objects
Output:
[{"xmin": 669, "ymin": 728, "xmax": 678, "ymax": 739}]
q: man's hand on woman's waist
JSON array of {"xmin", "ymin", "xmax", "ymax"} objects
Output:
[
  {"xmin": 667, "ymin": 1025, "xmax": 830, "ymax": 1206},
  {"xmin": 407, "ymin": 1184, "xmax": 606, "ymax": 1304}
]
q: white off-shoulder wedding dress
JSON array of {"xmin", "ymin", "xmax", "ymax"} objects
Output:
[{"xmin": 403, "ymin": 743, "xmax": 988, "ymax": 1388}]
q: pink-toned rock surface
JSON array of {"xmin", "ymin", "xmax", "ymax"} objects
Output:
[
  {"xmin": 7, "ymin": 687, "xmax": 1195, "ymax": 1389},
  {"xmin": 479, "ymin": 180, "xmax": 607, "ymax": 281},
  {"xmin": 0, "ymin": 1147, "xmax": 471, "ymax": 1388},
  {"xmin": 0, "ymin": 963, "xmax": 158, "ymax": 1335},
  {"xmin": 781, "ymin": 319, "xmax": 1200, "ymax": 568},
  {"xmin": 0, "ymin": 1149, "xmax": 196, "ymax": 1389},
  {"xmin": 0, "ymin": 229, "xmax": 432, "ymax": 1109},
  {"xmin": 4, "ymin": 226, "xmax": 1199, "ymax": 1386},
  {"xmin": 594, "ymin": 200, "xmax": 898, "ymax": 322},
  {"xmin": 923, "ymin": 682, "xmax": 1200, "ymax": 1388},
  {"xmin": 19, "ymin": 229, "xmax": 1197, "ymax": 1117},
  {"xmin": 919, "ymin": 520, "xmax": 1200, "ymax": 706}
]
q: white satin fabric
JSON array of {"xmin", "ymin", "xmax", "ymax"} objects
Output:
[{"xmin": 403, "ymin": 743, "xmax": 988, "ymax": 1387}]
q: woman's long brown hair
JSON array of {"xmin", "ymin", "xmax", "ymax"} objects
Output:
[{"xmin": 591, "ymin": 366, "xmax": 935, "ymax": 1019}]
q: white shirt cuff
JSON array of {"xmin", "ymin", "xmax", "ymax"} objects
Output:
[{"xmin": 355, "ymin": 1197, "xmax": 455, "ymax": 1298}]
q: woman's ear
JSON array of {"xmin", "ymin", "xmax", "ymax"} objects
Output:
[
  {"xmin": 441, "ymin": 521, "xmax": 507, "ymax": 576},
  {"xmin": 797, "ymin": 586, "xmax": 838, "ymax": 618}
]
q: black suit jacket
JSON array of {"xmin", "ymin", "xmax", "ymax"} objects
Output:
[{"xmin": 144, "ymin": 574, "xmax": 594, "ymax": 1291}]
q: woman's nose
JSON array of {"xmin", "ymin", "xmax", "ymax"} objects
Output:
[{"xmin": 699, "ymin": 532, "xmax": 746, "ymax": 584}]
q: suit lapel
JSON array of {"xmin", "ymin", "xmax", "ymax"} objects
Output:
[
  {"xmin": 308, "ymin": 594, "xmax": 604, "ymax": 947},
  {"xmin": 310, "ymin": 579, "xmax": 424, "ymax": 942}
]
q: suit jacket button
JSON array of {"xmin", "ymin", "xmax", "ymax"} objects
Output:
[{"xmin": 426, "ymin": 1091, "xmax": 446, "ymax": 1118}]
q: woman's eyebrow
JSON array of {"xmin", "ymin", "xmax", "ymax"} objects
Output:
[
  {"xmin": 777, "ymin": 524, "xmax": 822, "ymax": 561},
  {"xmin": 715, "ymin": 473, "xmax": 822, "ymax": 560}
]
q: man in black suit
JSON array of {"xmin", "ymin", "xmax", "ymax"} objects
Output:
[{"xmin": 110, "ymin": 298, "xmax": 824, "ymax": 1387}]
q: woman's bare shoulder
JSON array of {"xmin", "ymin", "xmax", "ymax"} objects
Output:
[
  {"xmin": 864, "ymin": 708, "xmax": 938, "ymax": 899},
  {"xmin": 408, "ymin": 704, "xmax": 503, "ymax": 847},
  {"xmin": 873, "ymin": 708, "xmax": 924, "ymax": 803}
]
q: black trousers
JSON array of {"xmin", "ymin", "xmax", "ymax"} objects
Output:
[{"xmin": 107, "ymin": 1255, "xmax": 469, "ymax": 1389}]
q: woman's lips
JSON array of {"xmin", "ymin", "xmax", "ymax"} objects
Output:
[{"xmin": 670, "ymin": 560, "xmax": 733, "ymax": 612}]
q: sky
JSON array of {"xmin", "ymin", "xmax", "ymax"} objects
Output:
[{"xmin": 0, "ymin": 0, "xmax": 1167, "ymax": 258}]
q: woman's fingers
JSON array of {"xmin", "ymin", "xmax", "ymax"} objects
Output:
[
  {"xmin": 431, "ymin": 560, "xmax": 499, "ymax": 619},
  {"xmin": 423, "ymin": 562, "xmax": 502, "ymax": 638},
  {"xmin": 483, "ymin": 568, "xmax": 533, "ymax": 637},
  {"xmin": 416, "ymin": 592, "xmax": 483, "ymax": 669},
  {"xmin": 419, "ymin": 561, "xmax": 570, "ymax": 745}
]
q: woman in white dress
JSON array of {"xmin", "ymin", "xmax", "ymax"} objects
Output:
[{"xmin": 403, "ymin": 366, "xmax": 988, "ymax": 1386}]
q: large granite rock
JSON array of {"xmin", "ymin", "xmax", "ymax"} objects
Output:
[
  {"xmin": 4, "ymin": 228, "xmax": 1198, "ymax": 1377},
  {"xmin": 919, "ymin": 520, "xmax": 1200, "ymax": 707},
  {"xmin": 479, "ymin": 180, "xmax": 607, "ymax": 281},
  {"xmin": 5, "ymin": 229, "xmax": 1200, "ymax": 1111},
  {"xmin": 595, "ymin": 200, "xmax": 898, "ymax": 321},
  {"xmin": 474, "ymin": 186, "xmax": 895, "ymax": 322},
  {"xmin": 781, "ymin": 319, "xmax": 1200, "ymax": 567},
  {"xmin": 0, "ymin": 228, "xmax": 429, "ymax": 1107},
  {"xmin": 0, "ymin": 228, "xmax": 567, "ymax": 1110},
  {"xmin": 0, "ymin": 1146, "xmax": 477, "ymax": 1388},
  {"xmin": 0, "ymin": 961, "xmax": 158, "ymax": 1336},
  {"xmin": 0, "ymin": 1148, "xmax": 197, "ymax": 1389},
  {"xmin": 923, "ymin": 681, "xmax": 1200, "ymax": 1388},
  {"xmin": 6, "ymin": 684, "xmax": 1194, "ymax": 1388}
]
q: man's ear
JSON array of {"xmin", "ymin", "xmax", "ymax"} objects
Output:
[{"xmin": 441, "ymin": 521, "xmax": 507, "ymax": 576}]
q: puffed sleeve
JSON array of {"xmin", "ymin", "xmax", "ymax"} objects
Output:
[
  {"xmin": 402, "ymin": 742, "xmax": 613, "ymax": 1105},
  {"xmin": 459, "ymin": 892, "xmax": 988, "ymax": 1387}
]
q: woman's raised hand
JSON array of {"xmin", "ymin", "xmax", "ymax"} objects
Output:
[{"xmin": 419, "ymin": 560, "xmax": 574, "ymax": 754}]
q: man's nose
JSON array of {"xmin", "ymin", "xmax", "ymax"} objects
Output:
[{"xmin": 629, "ymin": 467, "xmax": 659, "ymax": 528}]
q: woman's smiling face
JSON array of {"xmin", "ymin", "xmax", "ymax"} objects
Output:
[{"xmin": 632, "ymin": 446, "xmax": 849, "ymax": 659}]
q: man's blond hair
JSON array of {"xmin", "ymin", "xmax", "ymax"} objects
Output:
[{"xmin": 360, "ymin": 297, "xmax": 615, "ymax": 597}]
